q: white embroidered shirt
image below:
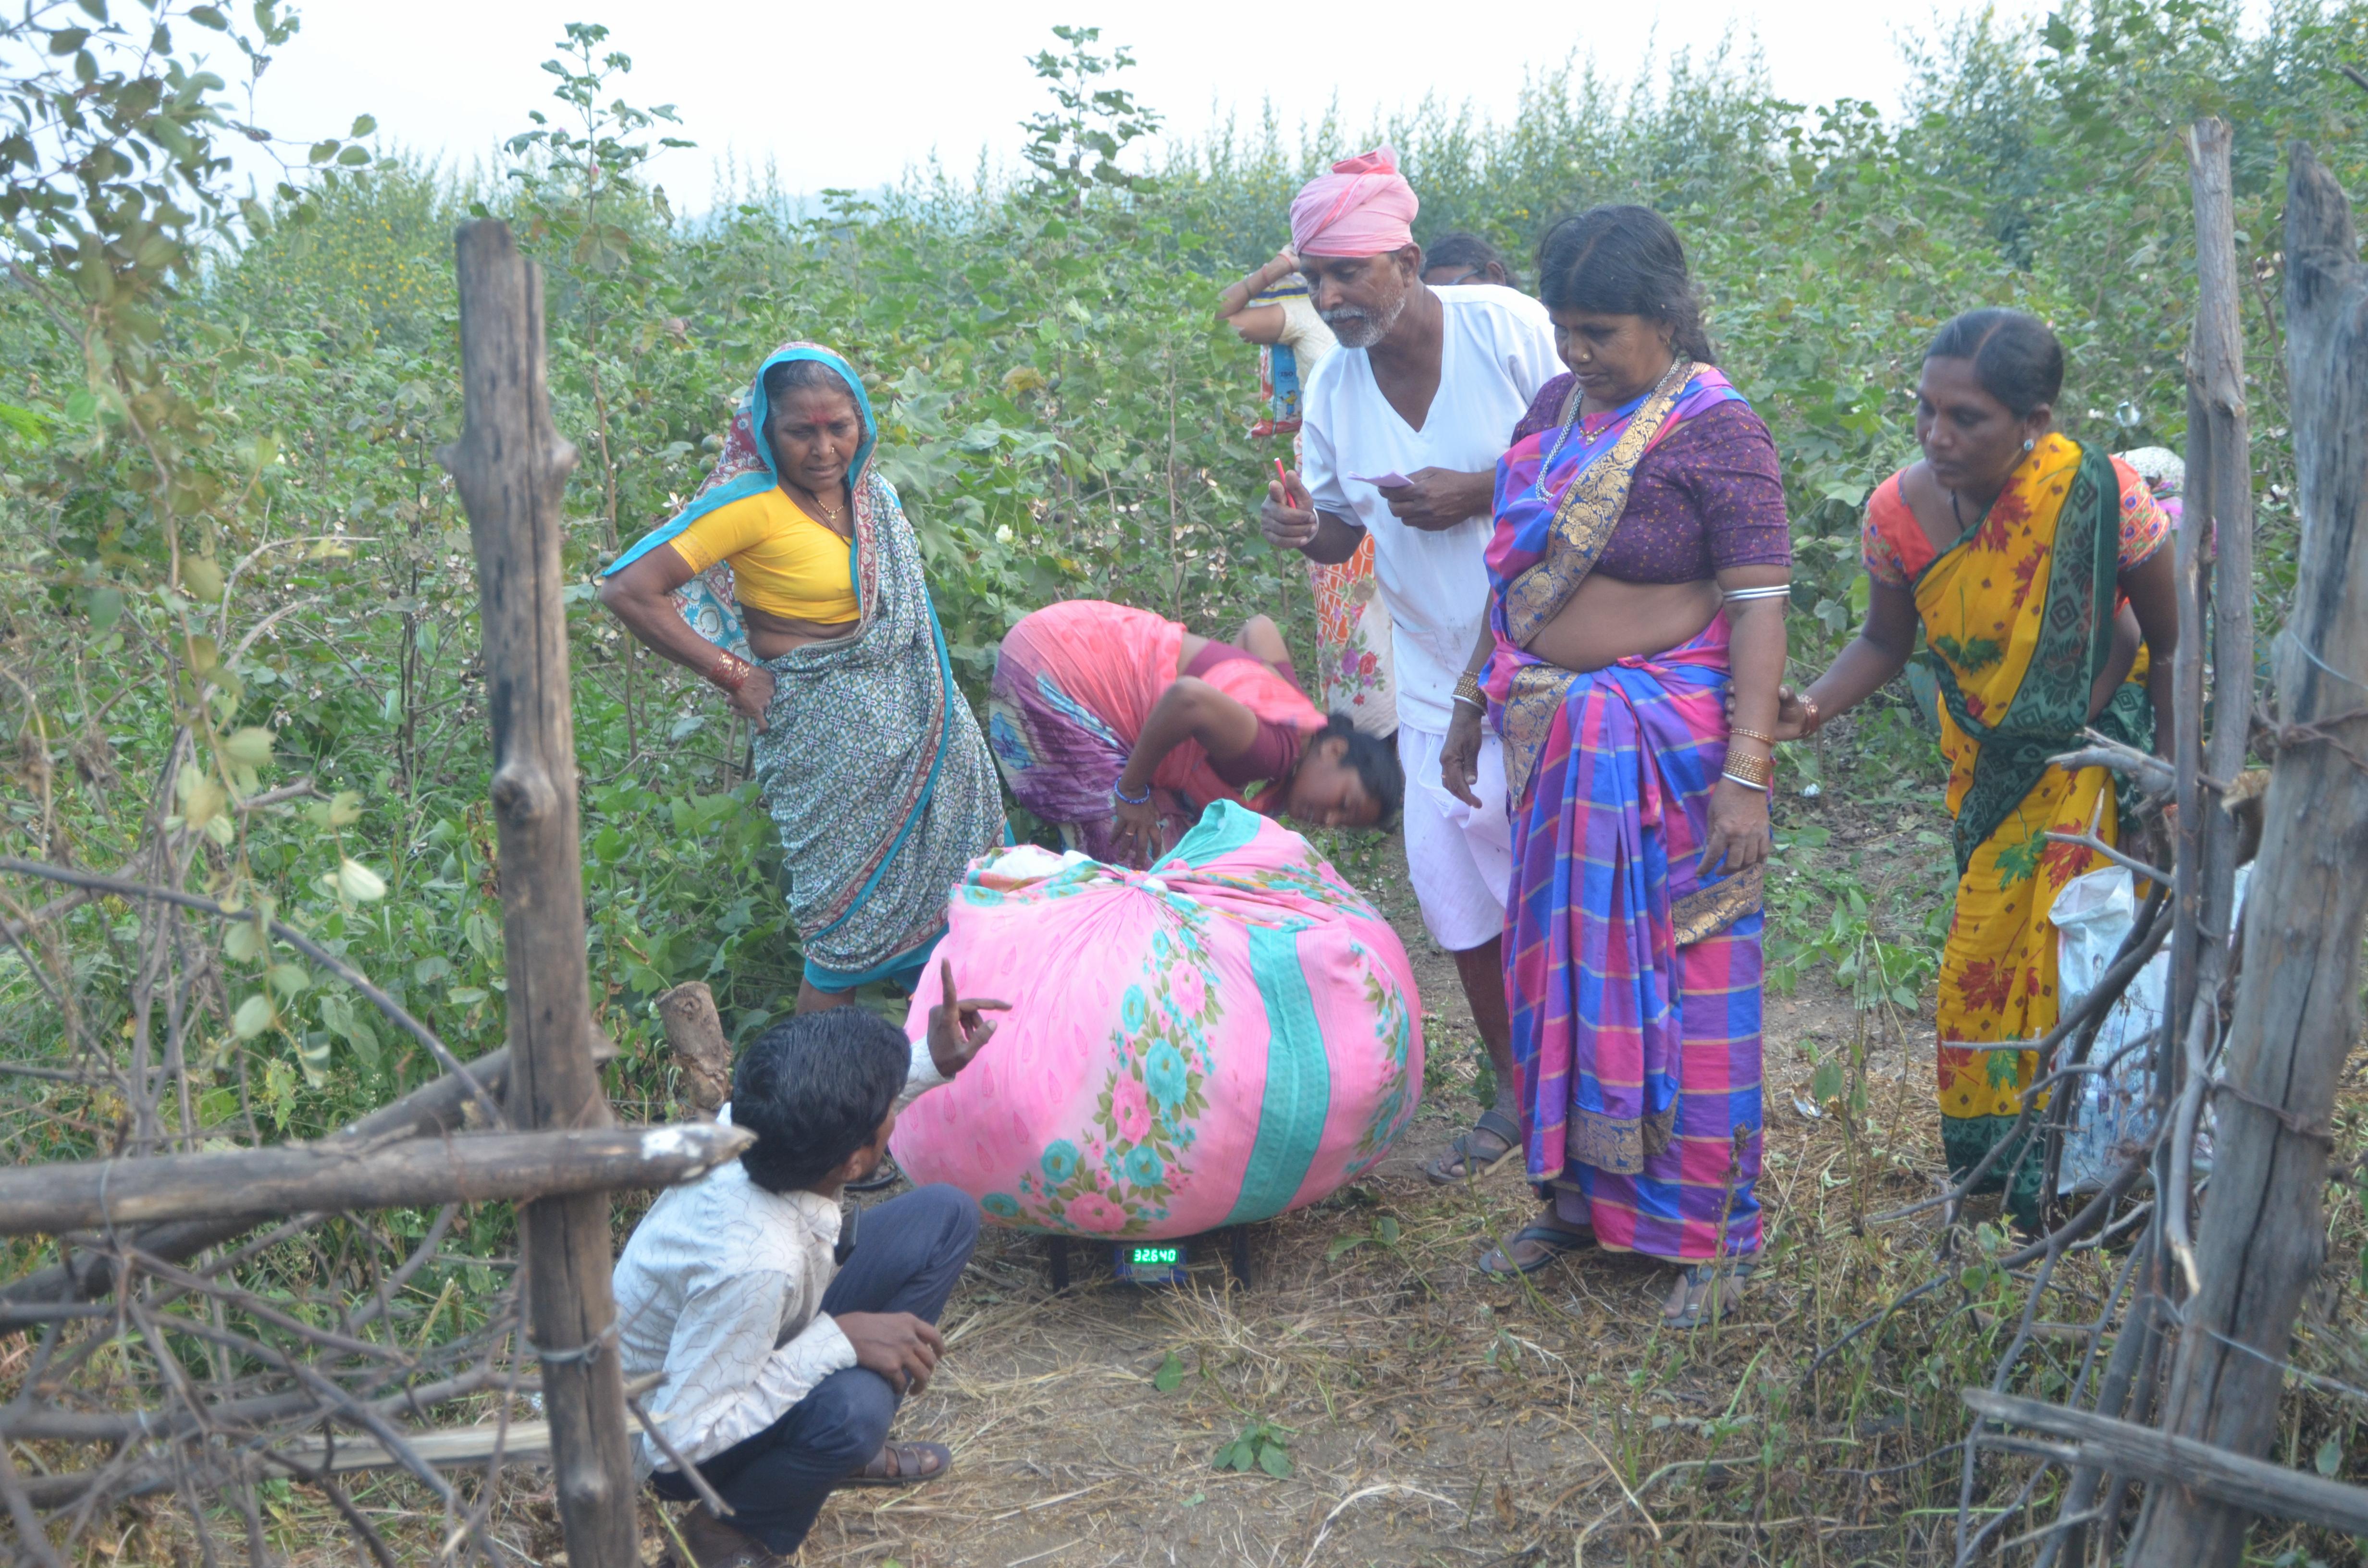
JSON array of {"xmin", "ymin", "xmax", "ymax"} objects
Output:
[{"xmin": 611, "ymin": 1036, "xmax": 946, "ymax": 1474}]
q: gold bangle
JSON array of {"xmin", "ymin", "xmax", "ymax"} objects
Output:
[
  {"xmin": 1801, "ymin": 697, "xmax": 1823, "ymax": 735},
  {"xmin": 1728, "ymin": 725, "xmax": 1778, "ymax": 747},
  {"xmin": 1454, "ymin": 671, "xmax": 1486, "ymax": 709},
  {"xmin": 1721, "ymin": 749, "xmax": 1773, "ymax": 789}
]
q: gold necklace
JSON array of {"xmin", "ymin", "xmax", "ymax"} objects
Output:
[{"xmin": 797, "ymin": 488, "xmax": 847, "ymax": 529}]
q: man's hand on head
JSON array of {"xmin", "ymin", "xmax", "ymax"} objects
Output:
[
  {"xmin": 925, "ymin": 956, "xmax": 1010, "ymax": 1079},
  {"xmin": 835, "ymin": 1311, "xmax": 943, "ymax": 1395}
]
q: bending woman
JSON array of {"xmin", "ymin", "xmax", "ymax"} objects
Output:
[
  {"xmin": 599, "ymin": 342, "xmax": 1007, "ymax": 1013},
  {"xmin": 1440, "ymin": 206, "xmax": 1788, "ymax": 1327},
  {"xmin": 1772, "ymin": 309, "xmax": 2175, "ymax": 1230},
  {"xmin": 987, "ymin": 599, "xmax": 1401, "ymax": 865}
]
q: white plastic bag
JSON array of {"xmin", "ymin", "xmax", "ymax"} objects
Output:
[
  {"xmin": 2051, "ymin": 864, "xmax": 2244, "ymax": 1192},
  {"xmin": 2051, "ymin": 867, "xmax": 2166, "ymax": 1192}
]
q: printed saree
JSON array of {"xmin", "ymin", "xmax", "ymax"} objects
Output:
[
  {"xmin": 1482, "ymin": 364, "xmax": 1767, "ymax": 1261},
  {"xmin": 604, "ymin": 342, "xmax": 1006, "ymax": 992},
  {"xmin": 1894, "ymin": 433, "xmax": 2154, "ymax": 1224}
]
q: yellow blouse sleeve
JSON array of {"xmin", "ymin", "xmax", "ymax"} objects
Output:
[{"xmin": 668, "ymin": 497, "xmax": 773, "ymax": 576}]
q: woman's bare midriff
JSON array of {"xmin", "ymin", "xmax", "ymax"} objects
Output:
[
  {"xmin": 1524, "ymin": 574, "xmax": 1721, "ymax": 674},
  {"xmin": 739, "ymin": 604, "xmax": 858, "ymax": 661}
]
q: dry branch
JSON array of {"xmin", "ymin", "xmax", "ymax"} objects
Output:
[
  {"xmin": 1967, "ymin": 1389, "xmax": 2368, "ymax": 1536},
  {"xmin": 0, "ymin": 1041, "xmax": 624, "ymax": 1319},
  {"xmin": 0, "ymin": 1123, "xmax": 749, "ymax": 1237}
]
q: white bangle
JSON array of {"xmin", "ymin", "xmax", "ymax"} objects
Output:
[
  {"xmin": 1721, "ymin": 584, "xmax": 1792, "ymax": 603},
  {"xmin": 1720, "ymin": 769, "xmax": 1769, "ymax": 792}
]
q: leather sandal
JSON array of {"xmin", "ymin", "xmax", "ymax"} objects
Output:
[
  {"xmin": 1425, "ymin": 1107, "xmax": 1522, "ymax": 1184},
  {"xmin": 1662, "ymin": 1260, "xmax": 1754, "ymax": 1328},
  {"xmin": 1478, "ymin": 1221, "xmax": 1597, "ymax": 1277},
  {"xmin": 840, "ymin": 1440, "xmax": 952, "ymax": 1488}
]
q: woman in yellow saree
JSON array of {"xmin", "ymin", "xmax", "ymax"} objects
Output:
[{"xmin": 1772, "ymin": 310, "xmax": 2178, "ymax": 1229}]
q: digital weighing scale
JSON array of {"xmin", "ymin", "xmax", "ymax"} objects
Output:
[{"xmin": 1043, "ymin": 1228, "xmax": 1254, "ymax": 1290}]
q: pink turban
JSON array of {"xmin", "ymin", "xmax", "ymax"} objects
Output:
[{"xmin": 1289, "ymin": 146, "xmax": 1419, "ymax": 259}]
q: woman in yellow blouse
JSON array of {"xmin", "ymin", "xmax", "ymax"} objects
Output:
[{"xmin": 600, "ymin": 343, "xmax": 1006, "ymax": 1015}]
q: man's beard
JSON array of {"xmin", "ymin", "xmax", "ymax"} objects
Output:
[{"xmin": 1320, "ymin": 291, "xmax": 1405, "ymax": 350}]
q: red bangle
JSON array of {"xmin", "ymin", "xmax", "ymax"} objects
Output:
[{"xmin": 706, "ymin": 649, "xmax": 758, "ymax": 695}]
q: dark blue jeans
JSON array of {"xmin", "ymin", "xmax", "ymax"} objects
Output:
[{"xmin": 651, "ymin": 1184, "xmax": 979, "ymax": 1553}]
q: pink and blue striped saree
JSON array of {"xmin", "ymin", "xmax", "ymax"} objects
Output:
[{"xmin": 1483, "ymin": 364, "xmax": 1766, "ymax": 1262}]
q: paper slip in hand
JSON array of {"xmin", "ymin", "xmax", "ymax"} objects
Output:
[{"xmin": 1351, "ymin": 471, "xmax": 1413, "ymax": 489}]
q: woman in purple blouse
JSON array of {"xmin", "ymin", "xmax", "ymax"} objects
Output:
[{"xmin": 1437, "ymin": 206, "xmax": 1791, "ymax": 1326}]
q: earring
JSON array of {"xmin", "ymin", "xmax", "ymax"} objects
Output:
[{"xmin": 2022, "ymin": 438, "xmax": 2036, "ymax": 451}]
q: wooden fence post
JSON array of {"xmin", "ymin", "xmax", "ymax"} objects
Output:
[
  {"xmin": 438, "ymin": 220, "xmax": 639, "ymax": 1568},
  {"xmin": 2127, "ymin": 142, "xmax": 2368, "ymax": 1564}
]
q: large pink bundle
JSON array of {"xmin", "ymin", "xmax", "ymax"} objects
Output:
[{"xmin": 894, "ymin": 803, "xmax": 1423, "ymax": 1238}]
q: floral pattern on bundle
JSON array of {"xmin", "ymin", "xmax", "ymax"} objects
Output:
[{"xmin": 991, "ymin": 914, "xmax": 1222, "ymax": 1236}]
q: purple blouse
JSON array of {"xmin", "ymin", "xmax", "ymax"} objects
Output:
[{"xmin": 1508, "ymin": 372, "xmax": 1792, "ymax": 584}]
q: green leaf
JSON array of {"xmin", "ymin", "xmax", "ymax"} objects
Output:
[
  {"xmin": 1811, "ymin": 1058, "xmax": 1844, "ymax": 1103},
  {"xmin": 336, "ymin": 146, "xmax": 370, "ymax": 166},
  {"xmin": 265, "ymin": 963, "xmax": 310, "ymax": 997},
  {"xmin": 181, "ymin": 774, "xmax": 227, "ymax": 831},
  {"xmin": 2317, "ymin": 1434, "xmax": 2344, "ymax": 1477},
  {"xmin": 181, "ymin": 557, "xmax": 224, "ymax": 602},
  {"xmin": 349, "ymin": 114, "xmax": 376, "ymax": 137},
  {"xmin": 1152, "ymin": 1351, "xmax": 1184, "ymax": 1392},
  {"xmin": 86, "ymin": 587, "xmax": 122, "ymax": 631},
  {"xmin": 1255, "ymin": 1441, "xmax": 1292, "ymax": 1478},
  {"xmin": 1324, "ymin": 1234, "xmax": 1367, "ymax": 1261},
  {"xmin": 48, "ymin": 28, "xmax": 89, "ymax": 53},
  {"xmin": 188, "ymin": 5, "xmax": 229, "ymax": 27},
  {"xmin": 222, "ymin": 726, "xmax": 274, "ymax": 768},
  {"xmin": 224, "ymin": 921, "xmax": 263, "ymax": 963},
  {"xmin": 1376, "ymin": 1215, "xmax": 1400, "ymax": 1245},
  {"xmin": 233, "ymin": 994, "xmax": 274, "ymax": 1039}
]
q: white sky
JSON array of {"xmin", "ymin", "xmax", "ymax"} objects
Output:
[{"xmin": 233, "ymin": 0, "xmax": 2055, "ymax": 204}]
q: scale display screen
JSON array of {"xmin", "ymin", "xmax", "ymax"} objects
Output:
[{"xmin": 1113, "ymin": 1241, "xmax": 1188, "ymax": 1283}]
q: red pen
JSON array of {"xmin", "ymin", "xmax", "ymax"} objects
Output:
[{"xmin": 1272, "ymin": 458, "xmax": 1291, "ymax": 493}]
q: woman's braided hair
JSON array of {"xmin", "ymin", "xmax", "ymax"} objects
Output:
[
  {"xmin": 1535, "ymin": 205, "xmax": 1714, "ymax": 365},
  {"xmin": 1923, "ymin": 308, "xmax": 2063, "ymax": 417}
]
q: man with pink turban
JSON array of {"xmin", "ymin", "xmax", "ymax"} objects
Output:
[{"xmin": 1260, "ymin": 147, "xmax": 1560, "ymax": 1186}]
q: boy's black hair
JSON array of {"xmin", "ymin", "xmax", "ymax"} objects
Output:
[
  {"xmin": 734, "ymin": 1007, "xmax": 911, "ymax": 1194},
  {"xmin": 1320, "ymin": 712, "xmax": 1405, "ymax": 828}
]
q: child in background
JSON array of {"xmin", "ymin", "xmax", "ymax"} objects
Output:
[{"xmin": 1218, "ymin": 248, "xmax": 1398, "ymax": 739}]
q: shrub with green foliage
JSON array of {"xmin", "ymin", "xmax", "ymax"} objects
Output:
[{"xmin": 0, "ymin": 0, "xmax": 2361, "ymax": 1174}]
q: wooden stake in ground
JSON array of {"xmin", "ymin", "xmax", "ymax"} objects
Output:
[
  {"xmin": 2127, "ymin": 141, "xmax": 2368, "ymax": 1564},
  {"xmin": 656, "ymin": 981, "xmax": 733, "ymax": 1118},
  {"xmin": 438, "ymin": 220, "xmax": 639, "ymax": 1568}
]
